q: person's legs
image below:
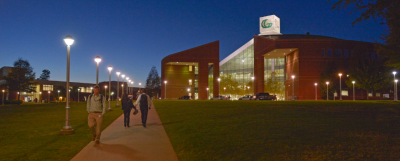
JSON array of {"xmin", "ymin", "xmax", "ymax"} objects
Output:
[
  {"xmin": 140, "ymin": 107, "xmax": 148, "ymax": 126},
  {"xmin": 88, "ymin": 113, "xmax": 96, "ymax": 140},
  {"xmin": 123, "ymin": 111, "xmax": 128, "ymax": 127},
  {"xmin": 94, "ymin": 114, "xmax": 103, "ymax": 142},
  {"xmin": 126, "ymin": 109, "xmax": 131, "ymax": 127}
]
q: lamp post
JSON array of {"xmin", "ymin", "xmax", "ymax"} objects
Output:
[
  {"xmin": 48, "ymin": 91, "xmax": 50, "ymax": 103},
  {"xmin": 61, "ymin": 35, "xmax": 74, "ymax": 135},
  {"xmin": 395, "ymin": 79, "xmax": 398, "ymax": 102},
  {"xmin": 217, "ymin": 78, "xmax": 221, "ymax": 96},
  {"xmin": 126, "ymin": 77, "xmax": 129, "ymax": 93},
  {"xmin": 352, "ymin": 81, "xmax": 355, "ymax": 101},
  {"xmin": 314, "ymin": 83, "xmax": 317, "ymax": 100},
  {"xmin": 104, "ymin": 85, "xmax": 107, "ymax": 100},
  {"xmin": 251, "ymin": 76, "xmax": 255, "ymax": 95},
  {"xmin": 131, "ymin": 81, "xmax": 133, "ymax": 95},
  {"xmin": 94, "ymin": 56, "xmax": 101, "ymax": 85},
  {"xmin": 206, "ymin": 87, "xmax": 209, "ymax": 100},
  {"xmin": 187, "ymin": 88, "xmax": 191, "ymax": 99},
  {"xmin": 107, "ymin": 66, "xmax": 113, "ymax": 111},
  {"xmin": 128, "ymin": 80, "xmax": 131, "ymax": 94},
  {"xmin": 338, "ymin": 73, "xmax": 342, "ymax": 101},
  {"xmin": 77, "ymin": 88, "xmax": 80, "ymax": 102},
  {"xmin": 291, "ymin": 75, "xmax": 295, "ymax": 101},
  {"xmin": 223, "ymin": 87, "xmax": 226, "ymax": 96},
  {"xmin": 394, "ymin": 72, "xmax": 397, "ymax": 102},
  {"xmin": 139, "ymin": 83, "xmax": 142, "ymax": 91},
  {"xmin": 116, "ymin": 71, "xmax": 120, "ymax": 107},
  {"xmin": 2, "ymin": 90, "xmax": 4, "ymax": 105},
  {"xmin": 57, "ymin": 90, "xmax": 60, "ymax": 103},
  {"xmin": 121, "ymin": 74, "xmax": 125, "ymax": 95},
  {"xmin": 247, "ymin": 86, "xmax": 250, "ymax": 95},
  {"xmin": 164, "ymin": 81, "xmax": 167, "ymax": 99},
  {"xmin": 326, "ymin": 82, "xmax": 329, "ymax": 100}
]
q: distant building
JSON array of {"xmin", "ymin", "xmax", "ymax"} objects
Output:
[{"xmin": 161, "ymin": 15, "xmax": 396, "ymax": 100}]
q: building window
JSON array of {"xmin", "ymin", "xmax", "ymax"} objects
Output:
[
  {"xmin": 189, "ymin": 66, "xmax": 192, "ymax": 71},
  {"xmin": 368, "ymin": 91, "xmax": 373, "ymax": 97},
  {"xmin": 43, "ymin": 85, "xmax": 53, "ymax": 91},
  {"xmin": 322, "ymin": 49, "xmax": 325, "ymax": 57},
  {"xmin": 341, "ymin": 90, "xmax": 348, "ymax": 96},
  {"xmin": 371, "ymin": 52, "xmax": 376, "ymax": 59},
  {"xmin": 335, "ymin": 49, "xmax": 342, "ymax": 57},
  {"xmin": 376, "ymin": 92, "xmax": 380, "ymax": 97},
  {"xmin": 344, "ymin": 50, "xmax": 349, "ymax": 58},
  {"xmin": 327, "ymin": 49, "xmax": 333, "ymax": 57}
]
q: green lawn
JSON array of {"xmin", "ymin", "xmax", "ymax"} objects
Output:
[
  {"xmin": 155, "ymin": 100, "xmax": 400, "ymax": 160},
  {"xmin": 0, "ymin": 102, "xmax": 123, "ymax": 161}
]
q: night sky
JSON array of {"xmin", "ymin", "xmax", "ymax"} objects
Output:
[{"xmin": 0, "ymin": 0, "xmax": 387, "ymax": 85}]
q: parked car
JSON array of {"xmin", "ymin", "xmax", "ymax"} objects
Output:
[
  {"xmin": 211, "ymin": 95, "xmax": 229, "ymax": 100},
  {"xmin": 179, "ymin": 96, "xmax": 192, "ymax": 100},
  {"xmin": 254, "ymin": 93, "xmax": 277, "ymax": 100},
  {"xmin": 239, "ymin": 95, "xmax": 253, "ymax": 100}
]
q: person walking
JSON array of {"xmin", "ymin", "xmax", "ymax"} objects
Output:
[
  {"xmin": 86, "ymin": 85, "xmax": 106, "ymax": 144},
  {"xmin": 121, "ymin": 93, "xmax": 137, "ymax": 127},
  {"xmin": 134, "ymin": 89, "xmax": 154, "ymax": 127}
]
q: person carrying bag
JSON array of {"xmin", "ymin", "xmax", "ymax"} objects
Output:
[{"xmin": 121, "ymin": 93, "xmax": 138, "ymax": 127}]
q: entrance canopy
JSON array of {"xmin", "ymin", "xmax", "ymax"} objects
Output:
[{"xmin": 263, "ymin": 48, "xmax": 297, "ymax": 59}]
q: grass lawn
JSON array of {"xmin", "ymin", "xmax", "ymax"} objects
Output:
[
  {"xmin": 0, "ymin": 101, "xmax": 123, "ymax": 161},
  {"xmin": 155, "ymin": 100, "xmax": 400, "ymax": 160}
]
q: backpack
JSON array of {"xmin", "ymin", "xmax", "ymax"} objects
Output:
[
  {"xmin": 140, "ymin": 94, "xmax": 148, "ymax": 106},
  {"xmin": 89, "ymin": 94, "xmax": 103, "ymax": 108}
]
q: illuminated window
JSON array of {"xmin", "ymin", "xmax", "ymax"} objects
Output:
[
  {"xmin": 189, "ymin": 66, "xmax": 192, "ymax": 71},
  {"xmin": 341, "ymin": 90, "xmax": 348, "ymax": 96},
  {"xmin": 43, "ymin": 85, "xmax": 53, "ymax": 91},
  {"xmin": 376, "ymin": 92, "xmax": 380, "ymax": 97},
  {"xmin": 368, "ymin": 91, "xmax": 373, "ymax": 97}
]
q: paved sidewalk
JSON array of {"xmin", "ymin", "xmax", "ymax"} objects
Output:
[{"xmin": 71, "ymin": 108, "xmax": 179, "ymax": 161}]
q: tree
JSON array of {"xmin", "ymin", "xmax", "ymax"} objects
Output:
[
  {"xmin": 4, "ymin": 58, "xmax": 36, "ymax": 104},
  {"xmin": 345, "ymin": 48, "xmax": 392, "ymax": 99},
  {"xmin": 220, "ymin": 74, "xmax": 242, "ymax": 97},
  {"xmin": 38, "ymin": 69, "xmax": 51, "ymax": 80},
  {"xmin": 145, "ymin": 66, "xmax": 161, "ymax": 98},
  {"xmin": 330, "ymin": 0, "xmax": 400, "ymax": 69},
  {"xmin": 319, "ymin": 62, "xmax": 346, "ymax": 100},
  {"xmin": 264, "ymin": 72, "xmax": 285, "ymax": 98}
]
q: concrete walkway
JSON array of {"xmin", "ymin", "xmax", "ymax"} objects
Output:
[{"xmin": 71, "ymin": 108, "xmax": 179, "ymax": 161}]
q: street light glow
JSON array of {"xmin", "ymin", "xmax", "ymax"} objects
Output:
[
  {"xmin": 352, "ymin": 81, "xmax": 355, "ymax": 84},
  {"xmin": 116, "ymin": 71, "xmax": 120, "ymax": 76},
  {"xmin": 105, "ymin": 85, "xmax": 107, "ymax": 89},
  {"xmin": 94, "ymin": 56, "xmax": 101, "ymax": 63},
  {"xmin": 314, "ymin": 83, "xmax": 317, "ymax": 86},
  {"xmin": 396, "ymin": 79, "xmax": 398, "ymax": 83},
  {"xmin": 108, "ymin": 66, "xmax": 113, "ymax": 71},
  {"xmin": 164, "ymin": 81, "xmax": 167, "ymax": 84},
  {"xmin": 251, "ymin": 77, "xmax": 255, "ymax": 80},
  {"xmin": 338, "ymin": 73, "xmax": 342, "ymax": 77},
  {"xmin": 63, "ymin": 35, "xmax": 74, "ymax": 46},
  {"xmin": 206, "ymin": 88, "xmax": 209, "ymax": 90},
  {"xmin": 292, "ymin": 75, "xmax": 295, "ymax": 79},
  {"xmin": 393, "ymin": 71, "xmax": 397, "ymax": 75},
  {"xmin": 217, "ymin": 78, "xmax": 221, "ymax": 81},
  {"xmin": 326, "ymin": 82, "xmax": 329, "ymax": 85},
  {"xmin": 121, "ymin": 74, "xmax": 125, "ymax": 78}
]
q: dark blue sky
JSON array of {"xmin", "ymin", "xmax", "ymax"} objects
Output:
[{"xmin": 0, "ymin": 0, "xmax": 387, "ymax": 85}]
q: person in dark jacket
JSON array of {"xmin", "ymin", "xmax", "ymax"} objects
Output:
[
  {"xmin": 134, "ymin": 89, "xmax": 154, "ymax": 127},
  {"xmin": 121, "ymin": 93, "xmax": 136, "ymax": 127}
]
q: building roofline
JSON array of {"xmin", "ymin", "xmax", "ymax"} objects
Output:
[{"xmin": 220, "ymin": 38, "xmax": 254, "ymax": 66}]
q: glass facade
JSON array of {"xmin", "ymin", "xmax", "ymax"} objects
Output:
[
  {"xmin": 264, "ymin": 58, "xmax": 285, "ymax": 100},
  {"xmin": 219, "ymin": 44, "xmax": 255, "ymax": 99}
]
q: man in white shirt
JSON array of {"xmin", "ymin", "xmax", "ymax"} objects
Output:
[{"xmin": 134, "ymin": 89, "xmax": 154, "ymax": 127}]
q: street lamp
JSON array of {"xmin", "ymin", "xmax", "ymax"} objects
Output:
[
  {"xmin": 251, "ymin": 76, "xmax": 255, "ymax": 95},
  {"xmin": 393, "ymin": 72, "xmax": 397, "ymax": 102},
  {"xmin": 126, "ymin": 77, "xmax": 129, "ymax": 94},
  {"xmin": 48, "ymin": 91, "xmax": 50, "ymax": 103},
  {"xmin": 247, "ymin": 86, "xmax": 250, "ymax": 95},
  {"xmin": 164, "ymin": 80, "xmax": 167, "ymax": 99},
  {"xmin": 57, "ymin": 90, "xmax": 60, "ymax": 103},
  {"xmin": 61, "ymin": 35, "xmax": 74, "ymax": 135},
  {"xmin": 128, "ymin": 80, "xmax": 131, "ymax": 94},
  {"xmin": 107, "ymin": 66, "xmax": 113, "ymax": 111},
  {"xmin": 338, "ymin": 73, "xmax": 342, "ymax": 101},
  {"xmin": 206, "ymin": 87, "xmax": 209, "ymax": 100},
  {"xmin": 314, "ymin": 83, "xmax": 317, "ymax": 100},
  {"xmin": 352, "ymin": 81, "xmax": 355, "ymax": 101},
  {"xmin": 223, "ymin": 87, "xmax": 226, "ymax": 96},
  {"xmin": 94, "ymin": 56, "xmax": 101, "ymax": 85},
  {"xmin": 395, "ymin": 79, "xmax": 398, "ymax": 102},
  {"xmin": 187, "ymin": 88, "xmax": 191, "ymax": 99},
  {"xmin": 104, "ymin": 85, "xmax": 107, "ymax": 100},
  {"xmin": 217, "ymin": 78, "xmax": 221, "ymax": 96},
  {"xmin": 121, "ymin": 74, "xmax": 125, "ymax": 95},
  {"xmin": 291, "ymin": 75, "xmax": 295, "ymax": 101},
  {"xmin": 2, "ymin": 90, "xmax": 4, "ymax": 105},
  {"xmin": 77, "ymin": 88, "xmax": 80, "ymax": 102},
  {"xmin": 116, "ymin": 71, "xmax": 121, "ymax": 107},
  {"xmin": 326, "ymin": 82, "xmax": 329, "ymax": 100}
]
